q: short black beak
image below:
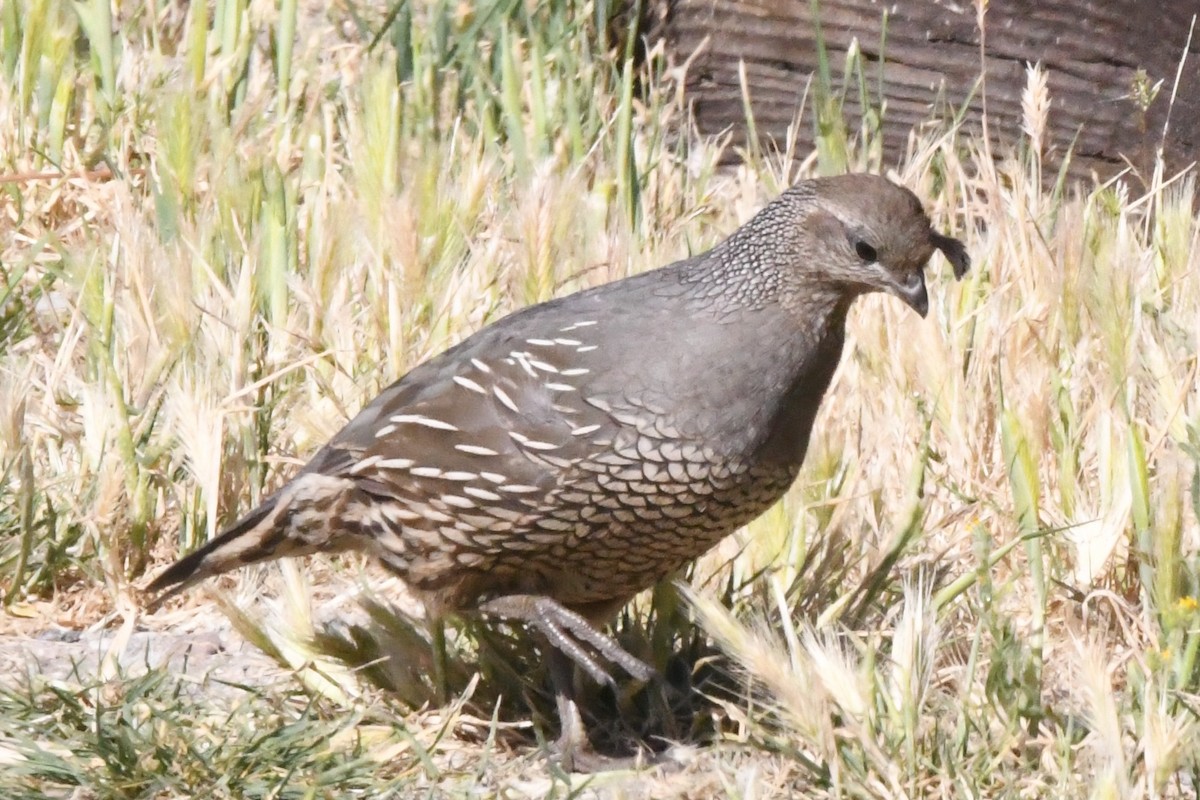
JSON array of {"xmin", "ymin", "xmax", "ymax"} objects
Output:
[{"xmin": 892, "ymin": 271, "xmax": 929, "ymax": 317}]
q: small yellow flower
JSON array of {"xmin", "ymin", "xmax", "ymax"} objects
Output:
[{"xmin": 1178, "ymin": 596, "xmax": 1199, "ymax": 612}]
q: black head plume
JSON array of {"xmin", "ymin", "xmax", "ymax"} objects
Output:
[{"xmin": 931, "ymin": 231, "xmax": 970, "ymax": 280}]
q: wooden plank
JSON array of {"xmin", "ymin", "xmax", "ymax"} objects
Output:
[{"xmin": 655, "ymin": 0, "xmax": 1200, "ymax": 181}]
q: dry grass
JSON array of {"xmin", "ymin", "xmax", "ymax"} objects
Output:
[{"xmin": 1, "ymin": 0, "xmax": 1199, "ymax": 797}]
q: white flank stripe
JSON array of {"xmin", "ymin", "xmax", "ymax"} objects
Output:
[
  {"xmin": 511, "ymin": 352, "xmax": 537, "ymax": 377},
  {"xmin": 561, "ymin": 320, "xmax": 597, "ymax": 332},
  {"xmin": 456, "ymin": 444, "xmax": 499, "ymax": 456},
  {"xmin": 350, "ymin": 455, "xmax": 381, "ymax": 474},
  {"xmin": 576, "ymin": 345, "xmax": 597, "ymax": 353},
  {"xmin": 440, "ymin": 494, "xmax": 476, "ymax": 509},
  {"xmin": 493, "ymin": 386, "xmax": 519, "ymax": 413},
  {"xmin": 421, "ymin": 507, "xmax": 454, "ymax": 523},
  {"xmin": 518, "ymin": 438, "xmax": 559, "ymax": 450},
  {"xmin": 554, "ymin": 338, "xmax": 581, "ymax": 346},
  {"xmin": 440, "ymin": 527, "xmax": 474, "ymax": 547},
  {"xmin": 410, "ymin": 466, "xmax": 443, "ymax": 478},
  {"xmin": 374, "ymin": 424, "xmax": 397, "ymax": 438},
  {"xmin": 545, "ymin": 382, "xmax": 575, "ymax": 392},
  {"xmin": 535, "ymin": 518, "xmax": 574, "ymax": 532},
  {"xmin": 500, "ymin": 483, "xmax": 540, "ymax": 493},
  {"xmin": 480, "ymin": 471, "xmax": 507, "ymax": 483},
  {"xmin": 391, "ymin": 414, "xmax": 459, "ymax": 431},
  {"xmin": 381, "ymin": 505, "xmax": 421, "ymax": 522},
  {"xmin": 453, "ymin": 375, "xmax": 487, "ymax": 394},
  {"xmin": 585, "ymin": 396, "xmax": 612, "ymax": 412},
  {"xmin": 441, "ymin": 471, "xmax": 477, "ymax": 481},
  {"xmin": 527, "ymin": 358, "xmax": 557, "ymax": 373},
  {"xmin": 560, "ymin": 368, "xmax": 589, "ymax": 376},
  {"xmin": 471, "ymin": 358, "xmax": 492, "ymax": 373},
  {"xmin": 463, "ymin": 486, "xmax": 503, "ymax": 501},
  {"xmin": 526, "ymin": 338, "xmax": 555, "ymax": 346},
  {"xmin": 376, "ymin": 458, "xmax": 415, "ymax": 470},
  {"xmin": 571, "ymin": 424, "xmax": 601, "ymax": 436}
]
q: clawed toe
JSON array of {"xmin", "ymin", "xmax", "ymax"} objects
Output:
[
  {"xmin": 551, "ymin": 738, "xmax": 649, "ymax": 774},
  {"xmin": 479, "ymin": 594, "xmax": 654, "ymax": 684}
]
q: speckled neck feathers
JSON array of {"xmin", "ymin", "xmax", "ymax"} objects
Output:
[{"xmin": 676, "ymin": 184, "xmax": 849, "ymax": 335}]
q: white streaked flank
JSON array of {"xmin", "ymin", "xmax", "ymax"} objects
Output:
[
  {"xmin": 349, "ymin": 455, "xmax": 382, "ymax": 474},
  {"xmin": 439, "ymin": 527, "xmax": 475, "ymax": 548},
  {"xmin": 376, "ymin": 457, "xmax": 416, "ymax": 470},
  {"xmin": 455, "ymin": 443, "xmax": 499, "ymax": 456},
  {"xmin": 492, "ymin": 385, "xmax": 519, "ymax": 413},
  {"xmin": 373, "ymin": 424, "xmax": 397, "ymax": 438},
  {"xmin": 527, "ymin": 358, "xmax": 558, "ymax": 373},
  {"xmin": 463, "ymin": 486, "xmax": 503, "ymax": 502},
  {"xmin": 509, "ymin": 431, "xmax": 557, "ymax": 450},
  {"xmin": 471, "ymin": 358, "xmax": 491, "ymax": 373},
  {"xmin": 418, "ymin": 506, "xmax": 454, "ymax": 523},
  {"xmin": 453, "ymin": 375, "xmax": 487, "ymax": 394},
  {"xmin": 510, "ymin": 351, "xmax": 538, "ymax": 377},
  {"xmin": 571, "ymin": 424, "xmax": 601, "ymax": 436},
  {"xmin": 499, "ymin": 483, "xmax": 541, "ymax": 493},
  {"xmin": 511, "ymin": 433, "xmax": 559, "ymax": 450},
  {"xmin": 525, "ymin": 338, "xmax": 555, "ymax": 346},
  {"xmin": 390, "ymin": 413, "xmax": 459, "ymax": 431},
  {"xmin": 584, "ymin": 396, "xmax": 612, "ymax": 412},
  {"xmin": 545, "ymin": 382, "xmax": 575, "ymax": 392},
  {"xmin": 410, "ymin": 466, "xmax": 443, "ymax": 478},
  {"xmin": 380, "ymin": 504, "xmax": 422, "ymax": 522},
  {"xmin": 560, "ymin": 367, "xmax": 589, "ymax": 376},
  {"xmin": 534, "ymin": 517, "xmax": 574, "ymax": 532},
  {"xmin": 439, "ymin": 494, "xmax": 476, "ymax": 509}
]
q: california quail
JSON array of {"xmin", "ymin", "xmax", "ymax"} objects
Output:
[{"xmin": 147, "ymin": 173, "xmax": 969, "ymax": 767}]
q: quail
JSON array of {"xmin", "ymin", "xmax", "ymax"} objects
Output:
[{"xmin": 147, "ymin": 173, "xmax": 970, "ymax": 768}]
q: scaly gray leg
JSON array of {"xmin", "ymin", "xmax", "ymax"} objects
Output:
[
  {"xmin": 480, "ymin": 594, "xmax": 655, "ymax": 771},
  {"xmin": 546, "ymin": 645, "xmax": 589, "ymax": 771},
  {"xmin": 479, "ymin": 594, "xmax": 654, "ymax": 685}
]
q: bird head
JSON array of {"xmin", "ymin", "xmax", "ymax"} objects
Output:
[{"xmin": 794, "ymin": 174, "xmax": 970, "ymax": 317}]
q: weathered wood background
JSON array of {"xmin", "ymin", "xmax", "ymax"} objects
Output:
[{"xmin": 651, "ymin": 0, "xmax": 1200, "ymax": 182}]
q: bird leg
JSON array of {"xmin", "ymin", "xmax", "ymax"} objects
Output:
[
  {"xmin": 545, "ymin": 644, "xmax": 590, "ymax": 771},
  {"xmin": 479, "ymin": 595, "xmax": 654, "ymax": 685},
  {"xmin": 480, "ymin": 595, "xmax": 653, "ymax": 772}
]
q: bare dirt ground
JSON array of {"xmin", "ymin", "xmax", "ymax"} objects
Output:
[
  {"xmin": 0, "ymin": 576, "xmax": 748, "ymax": 799},
  {"xmin": 0, "ymin": 615, "xmax": 287, "ymax": 700}
]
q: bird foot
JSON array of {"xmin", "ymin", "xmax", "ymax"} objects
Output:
[
  {"xmin": 479, "ymin": 595, "xmax": 654, "ymax": 685},
  {"xmin": 552, "ymin": 739, "xmax": 651, "ymax": 774},
  {"xmin": 551, "ymin": 735, "xmax": 693, "ymax": 775}
]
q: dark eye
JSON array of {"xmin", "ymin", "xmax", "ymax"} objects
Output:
[{"xmin": 854, "ymin": 240, "xmax": 878, "ymax": 262}]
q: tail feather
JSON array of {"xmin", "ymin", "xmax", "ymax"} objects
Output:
[
  {"xmin": 144, "ymin": 473, "xmax": 365, "ymax": 610},
  {"xmin": 144, "ymin": 496, "xmax": 282, "ymax": 610}
]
